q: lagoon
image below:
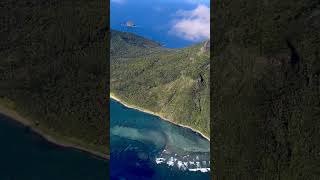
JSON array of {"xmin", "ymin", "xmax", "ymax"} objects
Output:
[{"xmin": 110, "ymin": 98, "xmax": 210, "ymax": 180}]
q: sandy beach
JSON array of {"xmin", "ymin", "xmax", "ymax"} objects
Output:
[
  {"xmin": 0, "ymin": 105, "xmax": 109, "ymax": 159},
  {"xmin": 0, "ymin": 92, "xmax": 209, "ymax": 160},
  {"xmin": 110, "ymin": 93, "xmax": 210, "ymax": 141}
]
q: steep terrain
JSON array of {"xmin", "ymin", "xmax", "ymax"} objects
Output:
[
  {"xmin": 110, "ymin": 30, "xmax": 210, "ymax": 137},
  {"xmin": 0, "ymin": 0, "xmax": 108, "ymax": 155},
  {"xmin": 212, "ymin": 0, "xmax": 320, "ymax": 179}
]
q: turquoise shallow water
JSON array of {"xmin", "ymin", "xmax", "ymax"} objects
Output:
[
  {"xmin": 110, "ymin": 99, "xmax": 210, "ymax": 180},
  {"xmin": 0, "ymin": 113, "xmax": 108, "ymax": 180}
]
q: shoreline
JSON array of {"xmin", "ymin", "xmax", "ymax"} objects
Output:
[
  {"xmin": 0, "ymin": 105, "xmax": 109, "ymax": 160},
  {"xmin": 110, "ymin": 93, "xmax": 210, "ymax": 141}
]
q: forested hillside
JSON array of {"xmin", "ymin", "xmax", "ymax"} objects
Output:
[
  {"xmin": 110, "ymin": 30, "xmax": 210, "ymax": 137},
  {"xmin": 0, "ymin": 0, "xmax": 108, "ymax": 155},
  {"xmin": 212, "ymin": 0, "xmax": 320, "ymax": 179}
]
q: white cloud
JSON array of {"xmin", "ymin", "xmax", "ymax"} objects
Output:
[
  {"xmin": 111, "ymin": 0, "xmax": 126, "ymax": 4},
  {"xmin": 170, "ymin": 4, "xmax": 210, "ymax": 41}
]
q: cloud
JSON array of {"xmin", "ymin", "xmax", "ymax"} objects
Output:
[
  {"xmin": 111, "ymin": 0, "xmax": 126, "ymax": 4},
  {"xmin": 170, "ymin": 4, "xmax": 210, "ymax": 41}
]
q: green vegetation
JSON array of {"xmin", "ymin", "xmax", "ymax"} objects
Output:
[
  {"xmin": 110, "ymin": 30, "xmax": 210, "ymax": 137},
  {"xmin": 0, "ymin": 0, "xmax": 108, "ymax": 155},
  {"xmin": 212, "ymin": 0, "xmax": 320, "ymax": 179}
]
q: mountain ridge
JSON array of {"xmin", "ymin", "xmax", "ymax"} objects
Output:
[{"xmin": 110, "ymin": 30, "xmax": 210, "ymax": 138}]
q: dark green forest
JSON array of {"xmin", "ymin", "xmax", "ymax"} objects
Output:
[
  {"xmin": 0, "ymin": 0, "xmax": 108, "ymax": 155},
  {"xmin": 110, "ymin": 30, "xmax": 210, "ymax": 137},
  {"xmin": 212, "ymin": 0, "xmax": 320, "ymax": 179}
]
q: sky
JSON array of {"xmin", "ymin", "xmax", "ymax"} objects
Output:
[{"xmin": 110, "ymin": 0, "xmax": 210, "ymax": 48}]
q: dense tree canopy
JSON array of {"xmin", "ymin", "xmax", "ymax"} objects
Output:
[
  {"xmin": 0, "ymin": 0, "xmax": 109, "ymax": 155},
  {"xmin": 111, "ymin": 30, "xmax": 210, "ymax": 137},
  {"xmin": 212, "ymin": 0, "xmax": 320, "ymax": 179}
]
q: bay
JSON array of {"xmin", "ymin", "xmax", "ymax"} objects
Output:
[
  {"xmin": 0, "ymin": 114, "xmax": 108, "ymax": 180},
  {"xmin": 110, "ymin": 98, "xmax": 210, "ymax": 180}
]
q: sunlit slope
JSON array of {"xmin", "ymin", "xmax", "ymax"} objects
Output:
[{"xmin": 111, "ymin": 30, "xmax": 210, "ymax": 137}]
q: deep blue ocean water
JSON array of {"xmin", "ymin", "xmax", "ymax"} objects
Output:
[
  {"xmin": 111, "ymin": 0, "xmax": 210, "ymax": 48},
  {"xmin": 110, "ymin": 99, "xmax": 210, "ymax": 180},
  {"xmin": 0, "ymin": 114, "xmax": 108, "ymax": 180},
  {"xmin": 111, "ymin": 1, "xmax": 210, "ymax": 179}
]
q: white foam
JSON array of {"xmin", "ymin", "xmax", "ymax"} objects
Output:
[
  {"xmin": 189, "ymin": 168, "xmax": 211, "ymax": 173},
  {"xmin": 196, "ymin": 162, "xmax": 201, "ymax": 168},
  {"xmin": 155, "ymin": 156, "xmax": 210, "ymax": 173},
  {"xmin": 183, "ymin": 162, "xmax": 189, "ymax": 167},
  {"xmin": 155, "ymin": 158, "xmax": 166, "ymax": 164},
  {"xmin": 177, "ymin": 161, "xmax": 183, "ymax": 169},
  {"xmin": 167, "ymin": 157, "xmax": 175, "ymax": 166},
  {"xmin": 167, "ymin": 160, "xmax": 174, "ymax": 166}
]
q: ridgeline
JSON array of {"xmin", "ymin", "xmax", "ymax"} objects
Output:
[{"xmin": 110, "ymin": 30, "xmax": 210, "ymax": 138}]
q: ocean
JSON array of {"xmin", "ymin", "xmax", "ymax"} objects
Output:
[
  {"xmin": 110, "ymin": 99, "xmax": 210, "ymax": 180},
  {"xmin": 0, "ymin": 113, "xmax": 108, "ymax": 180}
]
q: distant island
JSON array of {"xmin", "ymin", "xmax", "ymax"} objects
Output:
[{"xmin": 110, "ymin": 30, "xmax": 210, "ymax": 138}]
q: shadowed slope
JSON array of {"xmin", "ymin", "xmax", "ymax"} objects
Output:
[
  {"xmin": 212, "ymin": 0, "xmax": 320, "ymax": 179},
  {"xmin": 0, "ymin": 0, "xmax": 109, "ymax": 156}
]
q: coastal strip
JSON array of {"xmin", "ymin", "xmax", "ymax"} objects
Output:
[
  {"xmin": 0, "ymin": 105, "xmax": 109, "ymax": 160},
  {"xmin": 110, "ymin": 93, "xmax": 210, "ymax": 141}
]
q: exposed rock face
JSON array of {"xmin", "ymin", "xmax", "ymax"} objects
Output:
[{"xmin": 201, "ymin": 39, "xmax": 210, "ymax": 53}]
